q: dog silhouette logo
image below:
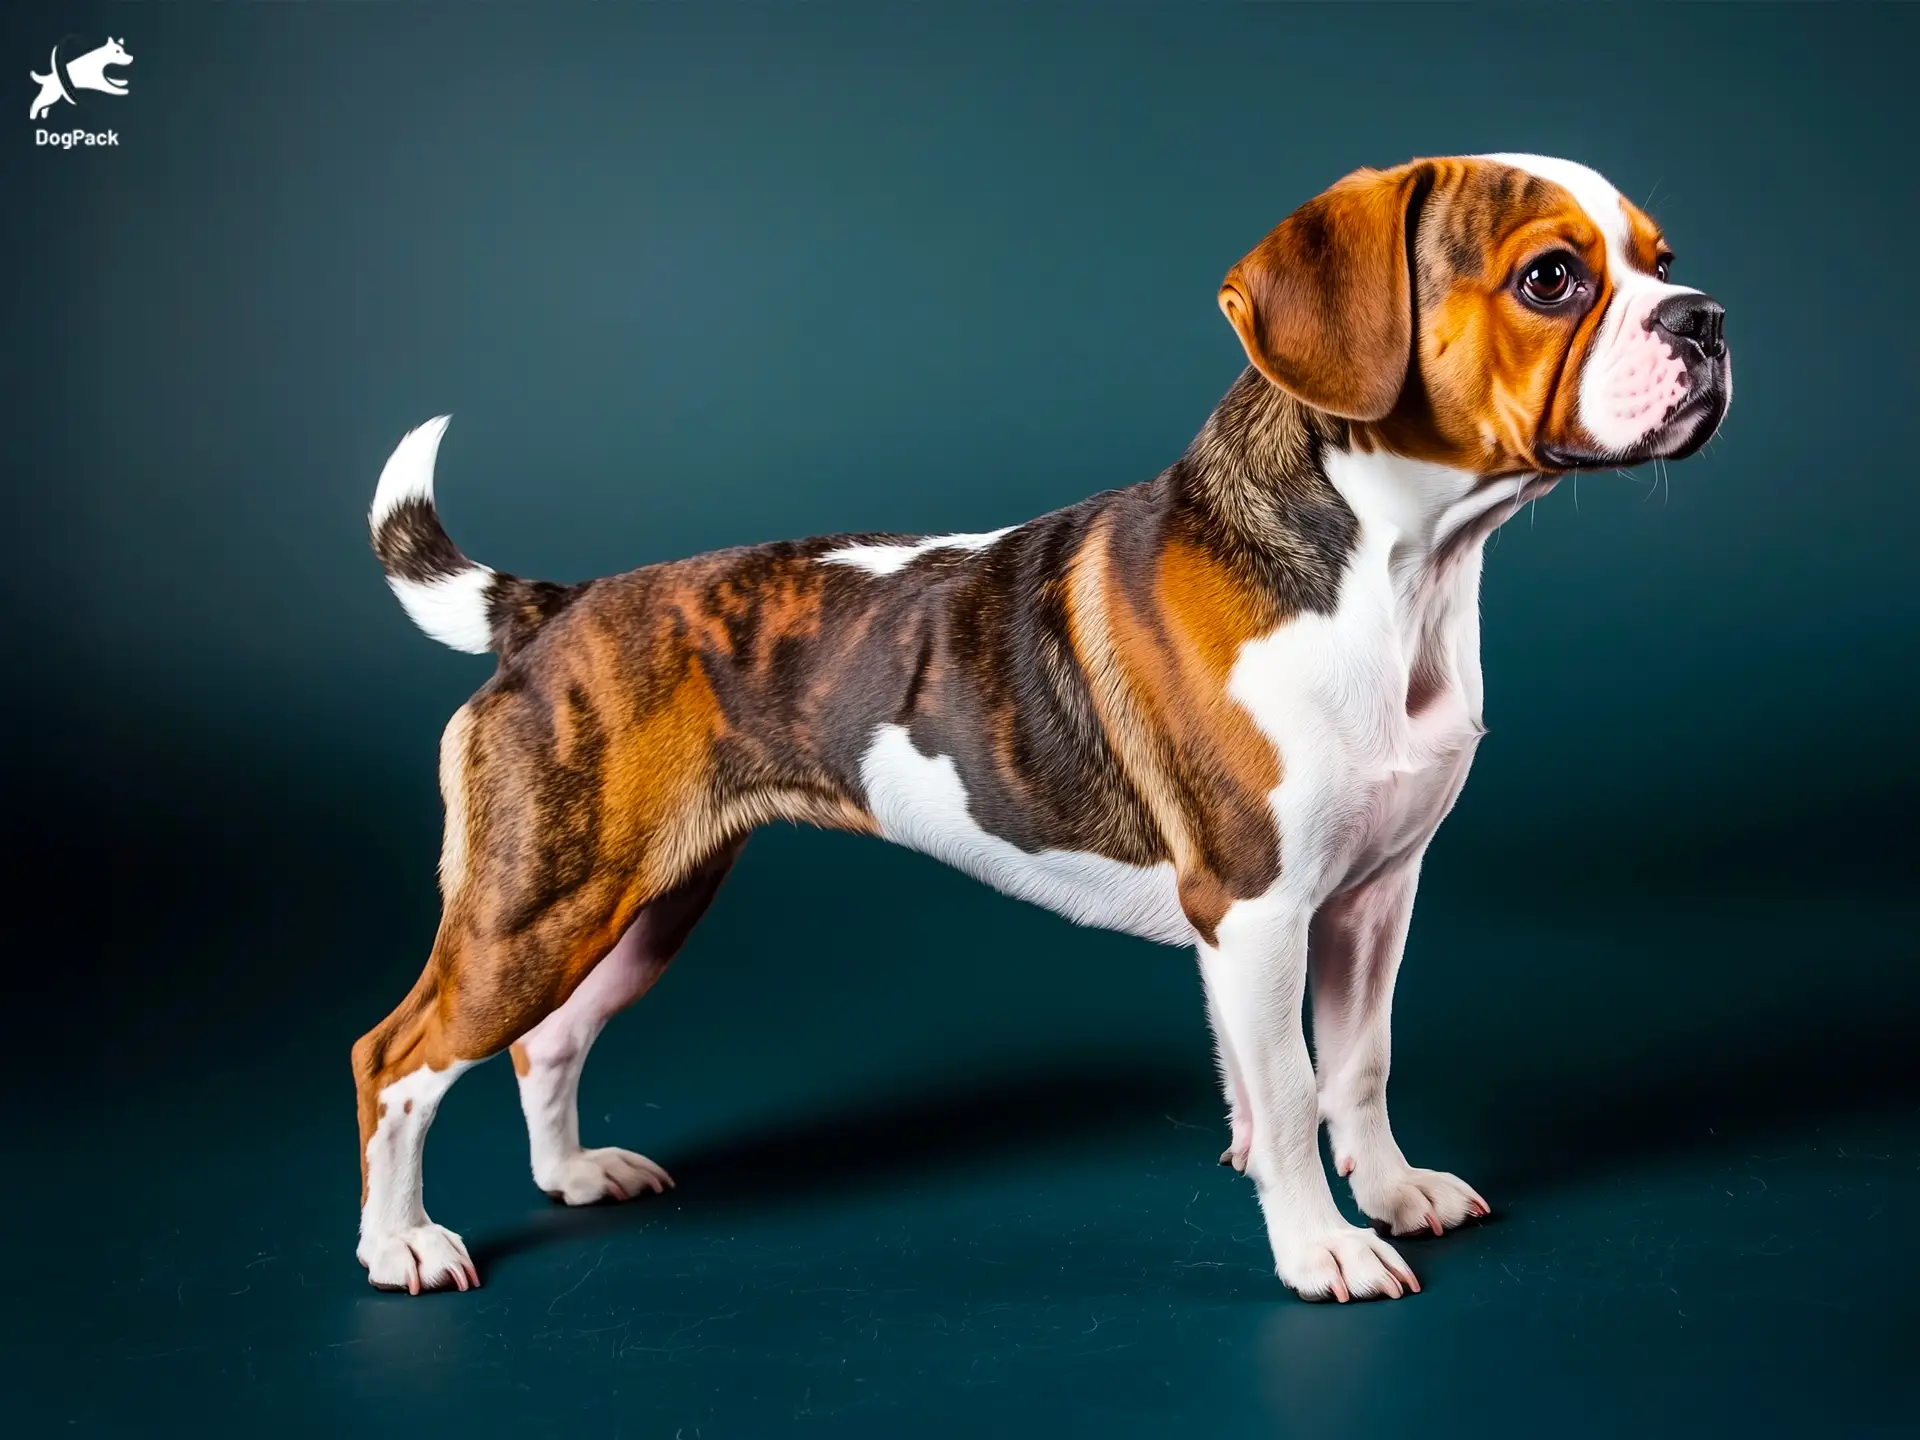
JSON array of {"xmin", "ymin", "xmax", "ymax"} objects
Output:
[{"xmin": 30, "ymin": 36, "xmax": 132, "ymax": 121}]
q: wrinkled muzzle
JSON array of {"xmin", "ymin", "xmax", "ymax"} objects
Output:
[{"xmin": 1546, "ymin": 285, "xmax": 1730, "ymax": 470}]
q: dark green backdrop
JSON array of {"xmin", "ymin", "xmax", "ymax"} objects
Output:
[{"xmin": 4, "ymin": 4, "xmax": 1914, "ymax": 1436}]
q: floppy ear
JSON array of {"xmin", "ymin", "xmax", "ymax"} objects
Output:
[{"xmin": 1218, "ymin": 163, "xmax": 1429, "ymax": 422}]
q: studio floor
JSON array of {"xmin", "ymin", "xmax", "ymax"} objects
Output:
[{"xmin": 8, "ymin": 839, "xmax": 1915, "ymax": 1438}]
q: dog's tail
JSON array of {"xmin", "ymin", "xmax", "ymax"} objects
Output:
[{"xmin": 369, "ymin": 417, "xmax": 582, "ymax": 658}]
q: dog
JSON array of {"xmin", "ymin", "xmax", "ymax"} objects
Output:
[
  {"xmin": 29, "ymin": 37, "xmax": 131, "ymax": 121},
  {"xmin": 354, "ymin": 154, "xmax": 1730, "ymax": 1300}
]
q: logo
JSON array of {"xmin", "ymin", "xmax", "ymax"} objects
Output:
[{"xmin": 30, "ymin": 35, "xmax": 130, "ymax": 146}]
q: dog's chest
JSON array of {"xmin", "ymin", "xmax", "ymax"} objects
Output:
[{"xmin": 1230, "ymin": 463, "xmax": 1503, "ymax": 903}]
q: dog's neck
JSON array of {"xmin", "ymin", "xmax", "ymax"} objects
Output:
[{"xmin": 1172, "ymin": 368, "xmax": 1545, "ymax": 613}]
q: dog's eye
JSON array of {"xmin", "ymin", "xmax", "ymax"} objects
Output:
[
  {"xmin": 1655, "ymin": 252, "xmax": 1674, "ymax": 283},
  {"xmin": 1520, "ymin": 255, "xmax": 1577, "ymax": 308}
]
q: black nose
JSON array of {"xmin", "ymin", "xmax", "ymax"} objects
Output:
[{"xmin": 1651, "ymin": 293, "xmax": 1727, "ymax": 360}]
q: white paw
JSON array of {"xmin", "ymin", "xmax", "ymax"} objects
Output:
[
  {"xmin": 1275, "ymin": 1225, "xmax": 1419, "ymax": 1302},
  {"xmin": 1346, "ymin": 1161, "xmax": 1489, "ymax": 1236},
  {"xmin": 537, "ymin": 1146, "xmax": 674, "ymax": 1206},
  {"xmin": 358, "ymin": 1223, "xmax": 479, "ymax": 1295}
]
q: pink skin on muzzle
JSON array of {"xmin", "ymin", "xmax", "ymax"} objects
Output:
[{"xmin": 1579, "ymin": 289, "xmax": 1691, "ymax": 454}]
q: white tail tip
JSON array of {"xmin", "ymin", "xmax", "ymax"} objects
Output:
[{"xmin": 370, "ymin": 414, "xmax": 453, "ymax": 531}]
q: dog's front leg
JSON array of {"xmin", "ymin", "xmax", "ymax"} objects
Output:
[
  {"xmin": 1310, "ymin": 857, "xmax": 1490, "ymax": 1237},
  {"xmin": 1199, "ymin": 893, "xmax": 1419, "ymax": 1302}
]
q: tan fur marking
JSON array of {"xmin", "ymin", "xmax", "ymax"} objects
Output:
[
  {"xmin": 437, "ymin": 706, "xmax": 475, "ymax": 899},
  {"xmin": 1620, "ymin": 198, "xmax": 1668, "ymax": 275},
  {"xmin": 1364, "ymin": 161, "xmax": 1617, "ymax": 472},
  {"xmin": 1156, "ymin": 540, "xmax": 1278, "ymax": 675},
  {"xmin": 1065, "ymin": 520, "xmax": 1285, "ymax": 944}
]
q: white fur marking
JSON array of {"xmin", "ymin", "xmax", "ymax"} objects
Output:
[
  {"xmin": 857, "ymin": 723, "xmax": 1194, "ymax": 945},
  {"xmin": 370, "ymin": 414, "xmax": 454, "ymax": 528},
  {"xmin": 1226, "ymin": 447, "xmax": 1494, "ymax": 910},
  {"xmin": 388, "ymin": 568, "xmax": 496, "ymax": 655},
  {"xmin": 357, "ymin": 1060, "xmax": 477, "ymax": 1290},
  {"xmin": 820, "ymin": 527, "xmax": 1015, "ymax": 576},
  {"xmin": 1576, "ymin": 289, "xmax": 1692, "ymax": 453},
  {"xmin": 360, "ymin": 1061, "xmax": 473, "ymax": 1238}
]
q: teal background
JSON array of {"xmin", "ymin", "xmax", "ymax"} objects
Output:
[{"xmin": 4, "ymin": 3, "xmax": 1915, "ymax": 1435}]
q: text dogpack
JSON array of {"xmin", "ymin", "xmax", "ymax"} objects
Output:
[{"xmin": 37, "ymin": 128, "xmax": 118, "ymax": 148}]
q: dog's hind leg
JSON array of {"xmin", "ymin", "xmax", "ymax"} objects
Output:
[
  {"xmin": 349, "ymin": 884, "xmax": 634, "ymax": 1293},
  {"xmin": 349, "ymin": 587, "xmax": 752, "ymax": 1291},
  {"xmin": 350, "ymin": 932, "xmax": 489, "ymax": 1295},
  {"xmin": 350, "ymin": 860, "xmax": 696, "ymax": 1293},
  {"xmin": 509, "ymin": 839, "xmax": 742, "ymax": 1205}
]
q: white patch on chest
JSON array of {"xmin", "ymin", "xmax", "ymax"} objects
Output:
[
  {"xmin": 858, "ymin": 723, "xmax": 1195, "ymax": 946},
  {"xmin": 1229, "ymin": 449, "xmax": 1515, "ymax": 907},
  {"xmin": 820, "ymin": 527, "xmax": 1015, "ymax": 577}
]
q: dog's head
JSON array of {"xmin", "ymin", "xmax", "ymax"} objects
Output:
[
  {"xmin": 81, "ymin": 38, "xmax": 133, "ymax": 92},
  {"xmin": 1219, "ymin": 155, "xmax": 1730, "ymax": 476}
]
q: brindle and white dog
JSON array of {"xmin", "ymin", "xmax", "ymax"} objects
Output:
[{"xmin": 354, "ymin": 154, "xmax": 1730, "ymax": 1301}]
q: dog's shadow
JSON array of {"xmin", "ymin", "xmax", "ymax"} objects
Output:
[
  {"xmin": 469, "ymin": 999, "xmax": 1920, "ymax": 1275},
  {"xmin": 469, "ymin": 1051, "xmax": 1212, "ymax": 1271}
]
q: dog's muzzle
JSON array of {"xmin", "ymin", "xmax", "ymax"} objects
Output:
[{"xmin": 1540, "ymin": 291, "xmax": 1732, "ymax": 472}]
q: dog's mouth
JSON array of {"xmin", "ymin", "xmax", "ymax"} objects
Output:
[{"xmin": 1646, "ymin": 388, "xmax": 1726, "ymax": 460}]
